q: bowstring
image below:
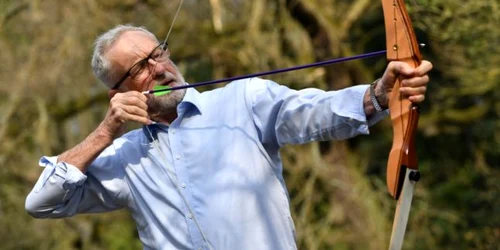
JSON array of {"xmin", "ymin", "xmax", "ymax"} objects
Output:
[
  {"xmin": 162, "ymin": 0, "xmax": 185, "ymax": 45},
  {"xmin": 149, "ymin": 0, "xmax": 184, "ymax": 83}
]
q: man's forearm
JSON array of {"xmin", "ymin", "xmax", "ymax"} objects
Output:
[{"xmin": 57, "ymin": 124, "xmax": 114, "ymax": 173}]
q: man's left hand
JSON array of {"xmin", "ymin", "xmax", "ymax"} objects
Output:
[{"xmin": 375, "ymin": 60, "xmax": 433, "ymax": 108}]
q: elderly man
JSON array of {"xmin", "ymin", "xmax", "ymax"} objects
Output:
[{"xmin": 26, "ymin": 24, "xmax": 432, "ymax": 250}]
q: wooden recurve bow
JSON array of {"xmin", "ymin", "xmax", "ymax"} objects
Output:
[{"xmin": 381, "ymin": 0, "xmax": 423, "ymax": 249}]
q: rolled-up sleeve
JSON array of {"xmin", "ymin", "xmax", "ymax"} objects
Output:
[{"xmin": 26, "ymin": 147, "xmax": 128, "ymax": 218}]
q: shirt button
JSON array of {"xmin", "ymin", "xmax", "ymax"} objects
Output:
[
  {"xmin": 171, "ymin": 129, "xmax": 176, "ymax": 134},
  {"xmin": 181, "ymin": 183, "xmax": 187, "ymax": 188},
  {"xmin": 175, "ymin": 155, "xmax": 181, "ymax": 160},
  {"xmin": 187, "ymin": 213, "xmax": 193, "ymax": 219}
]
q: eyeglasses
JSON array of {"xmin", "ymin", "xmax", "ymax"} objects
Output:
[{"xmin": 111, "ymin": 41, "xmax": 170, "ymax": 90}]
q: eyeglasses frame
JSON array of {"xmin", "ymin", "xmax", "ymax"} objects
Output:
[{"xmin": 111, "ymin": 41, "xmax": 169, "ymax": 90}]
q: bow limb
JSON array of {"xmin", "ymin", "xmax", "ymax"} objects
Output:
[{"xmin": 381, "ymin": 0, "xmax": 422, "ymax": 249}]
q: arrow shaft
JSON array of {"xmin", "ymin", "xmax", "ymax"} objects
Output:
[{"xmin": 144, "ymin": 50, "xmax": 386, "ymax": 94}]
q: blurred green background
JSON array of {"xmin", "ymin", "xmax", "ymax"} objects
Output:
[{"xmin": 0, "ymin": 0, "xmax": 498, "ymax": 249}]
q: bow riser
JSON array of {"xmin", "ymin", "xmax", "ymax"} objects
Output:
[
  {"xmin": 387, "ymin": 95, "xmax": 420, "ymax": 199},
  {"xmin": 381, "ymin": 0, "xmax": 422, "ymax": 199}
]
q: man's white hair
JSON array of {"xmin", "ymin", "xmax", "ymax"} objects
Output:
[{"xmin": 91, "ymin": 24, "xmax": 158, "ymax": 88}]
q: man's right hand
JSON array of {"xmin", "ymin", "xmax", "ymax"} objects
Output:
[
  {"xmin": 99, "ymin": 91, "xmax": 152, "ymax": 140},
  {"xmin": 55, "ymin": 91, "xmax": 150, "ymax": 172}
]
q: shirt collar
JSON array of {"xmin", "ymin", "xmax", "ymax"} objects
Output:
[
  {"xmin": 142, "ymin": 85, "xmax": 204, "ymax": 137},
  {"xmin": 178, "ymin": 85, "xmax": 204, "ymax": 115}
]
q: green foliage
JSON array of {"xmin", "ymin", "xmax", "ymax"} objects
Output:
[{"xmin": 0, "ymin": 0, "xmax": 497, "ymax": 249}]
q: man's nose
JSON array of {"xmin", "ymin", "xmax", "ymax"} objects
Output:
[{"xmin": 148, "ymin": 58, "xmax": 167, "ymax": 78}]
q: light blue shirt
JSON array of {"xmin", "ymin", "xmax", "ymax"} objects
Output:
[{"xmin": 26, "ymin": 78, "xmax": 387, "ymax": 250}]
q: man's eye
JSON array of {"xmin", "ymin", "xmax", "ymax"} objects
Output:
[
  {"xmin": 130, "ymin": 62, "xmax": 147, "ymax": 77},
  {"xmin": 152, "ymin": 52, "xmax": 162, "ymax": 59}
]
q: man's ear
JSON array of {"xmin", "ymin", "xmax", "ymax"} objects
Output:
[{"xmin": 108, "ymin": 89, "xmax": 119, "ymax": 99}]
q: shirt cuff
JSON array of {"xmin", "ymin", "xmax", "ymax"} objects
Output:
[
  {"xmin": 338, "ymin": 85, "xmax": 389, "ymax": 134},
  {"xmin": 35, "ymin": 156, "xmax": 87, "ymax": 192}
]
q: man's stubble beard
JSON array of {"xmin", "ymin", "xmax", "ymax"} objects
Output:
[
  {"xmin": 147, "ymin": 61, "xmax": 187, "ymax": 123},
  {"xmin": 147, "ymin": 87, "xmax": 187, "ymax": 123}
]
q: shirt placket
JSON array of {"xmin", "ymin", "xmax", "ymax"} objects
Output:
[{"xmin": 166, "ymin": 125, "xmax": 208, "ymax": 250}]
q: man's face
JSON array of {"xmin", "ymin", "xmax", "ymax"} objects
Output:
[{"xmin": 106, "ymin": 31, "xmax": 187, "ymax": 122}]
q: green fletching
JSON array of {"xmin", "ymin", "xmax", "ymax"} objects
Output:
[{"xmin": 153, "ymin": 85, "xmax": 171, "ymax": 96}]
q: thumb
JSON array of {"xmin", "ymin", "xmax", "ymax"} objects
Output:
[{"xmin": 381, "ymin": 61, "xmax": 416, "ymax": 88}]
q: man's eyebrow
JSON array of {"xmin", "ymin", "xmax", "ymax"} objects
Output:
[{"xmin": 130, "ymin": 44, "xmax": 152, "ymax": 57}]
